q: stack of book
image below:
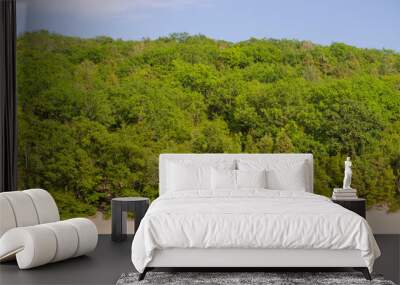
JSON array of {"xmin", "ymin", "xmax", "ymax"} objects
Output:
[{"xmin": 332, "ymin": 188, "xmax": 358, "ymax": 200}]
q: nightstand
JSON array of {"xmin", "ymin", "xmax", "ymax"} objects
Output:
[
  {"xmin": 332, "ymin": 198, "xmax": 366, "ymax": 218},
  {"xmin": 111, "ymin": 197, "xmax": 150, "ymax": 241}
]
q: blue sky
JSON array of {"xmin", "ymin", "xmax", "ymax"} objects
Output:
[{"xmin": 17, "ymin": 0, "xmax": 400, "ymax": 51}]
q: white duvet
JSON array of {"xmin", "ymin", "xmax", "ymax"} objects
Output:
[{"xmin": 131, "ymin": 190, "xmax": 380, "ymax": 273}]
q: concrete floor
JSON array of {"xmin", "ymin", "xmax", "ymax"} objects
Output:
[
  {"xmin": 0, "ymin": 235, "xmax": 135, "ymax": 285},
  {"xmin": 1, "ymin": 235, "xmax": 399, "ymax": 285}
]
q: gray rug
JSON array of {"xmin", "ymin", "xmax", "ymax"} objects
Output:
[{"xmin": 116, "ymin": 272, "xmax": 396, "ymax": 285}]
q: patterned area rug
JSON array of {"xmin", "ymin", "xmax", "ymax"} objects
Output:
[{"xmin": 116, "ymin": 272, "xmax": 396, "ymax": 285}]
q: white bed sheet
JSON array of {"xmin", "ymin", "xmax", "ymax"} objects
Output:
[{"xmin": 131, "ymin": 190, "xmax": 380, "ymax": 273}]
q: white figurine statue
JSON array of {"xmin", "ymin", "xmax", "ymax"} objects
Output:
[{"xmin": 342, "ymin": 157, "xmax": 352, "ymax": 189}]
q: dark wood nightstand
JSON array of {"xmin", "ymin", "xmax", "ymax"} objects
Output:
[{"xmin": 332, "ymin": 198, "xmax": 366, "ymax": 218}]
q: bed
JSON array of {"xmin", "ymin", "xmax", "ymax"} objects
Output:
[{"xmin": 131, "ymin": 154, "xmax": 380, "ymax": 280}]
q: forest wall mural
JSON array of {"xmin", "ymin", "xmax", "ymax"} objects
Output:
[{"xmin": 16, "ymin": 1, "xmax": 400, "ymax": 220}]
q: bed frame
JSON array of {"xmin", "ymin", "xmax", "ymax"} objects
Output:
[{"xmin": 139, "ymin": 154, "xmax": 371, "ymax": 280}]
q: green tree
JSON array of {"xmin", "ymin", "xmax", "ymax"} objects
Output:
[{"xmin": 16, "ymin": 31, "xmax": 400, "ymax": 217}]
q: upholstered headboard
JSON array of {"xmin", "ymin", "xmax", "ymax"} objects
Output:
[{"xmin": 159, "ymin": 154, "xmax": 313, "ymax": 195}]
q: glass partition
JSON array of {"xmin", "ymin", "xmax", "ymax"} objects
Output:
[{"xmin": 16, "ymin": 1, "xmax": 400, "ymax": 228}]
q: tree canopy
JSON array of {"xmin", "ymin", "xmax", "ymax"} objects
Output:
[{"xmin": 17, "ymin": 31, "xmax": 400, "ymax": 218}]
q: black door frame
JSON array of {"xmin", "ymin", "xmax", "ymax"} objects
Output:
[{"xmin": 0, "ymin": 0, "xmax": 17, "ymax": 192}]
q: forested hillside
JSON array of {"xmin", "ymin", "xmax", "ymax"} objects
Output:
[{"xmin": 17, "ymin": 31, "xmax": 400, "ymax": 218}]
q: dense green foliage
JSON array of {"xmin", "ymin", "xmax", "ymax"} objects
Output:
[{"xmin": 17, "ymin": 31, "xmax": 400, "ymax": 218}]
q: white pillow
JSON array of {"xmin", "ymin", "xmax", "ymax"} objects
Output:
[
  {"xmin": 212, "ymin": 168, "xmax": 237, "ymax": 190},
  {"xmin": 237, "ymin": 169, "xmax": 267, "ymax": 189},
  {"xmin": 237, "ymin": 159, "xmax": 308, "ymax": 192},
  {"xmin": 266, "ymin": 167, "xmax": 306, "ymax": 191},
  {"xmin": 167, "ymin": 162, "xmax": 212, "ymax": 191}
]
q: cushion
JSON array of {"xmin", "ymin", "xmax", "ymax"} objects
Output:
[
  {"xmin": 237, "ymin": 169, "xmax": 267, "ymax": 189},
  {"xmin": 238, "ymin": 159, "xmax": 308, "ymax": 191},
  {"xmin": 167, "ymin": 162, "xmax": 212, "ymax": 191},
  {"xmin": 65, "ymin": 218, "xmax": 98, "ymax": 257},
  {"xmin": 0, "ymin": 196, "xmax": 16, "ymax": 237},
  {"xmin": 212, "ymin": 168, "xmax": 237, "ymax": 190},
  {"xmin": 42, "ymin": 221, "xmax": 79, "ymax": 262},
  {"xmin": 0, "ymin": 226, "xmax": 57, "ymax": 269},
  {"xmin": 24, "ymin": 189, "xmax": 60, "ymax": 224},
  {"xmin": 266, "ymin": 165, "xmax": 307, "ymax": 191},
  {"xmin": 0, "ymin": 192, "xmax": 39, "ymax": 227}
]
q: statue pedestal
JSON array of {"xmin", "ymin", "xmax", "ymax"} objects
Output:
[
  {"xmin": 332, "ymin": 188, "xmax": 358, "ymax": 199},
  {"xmin": 334, "ymin": 188, "xmax": 356, "ymax": 192}
]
